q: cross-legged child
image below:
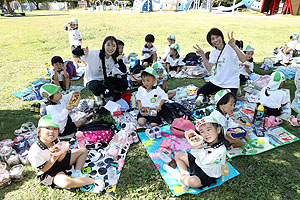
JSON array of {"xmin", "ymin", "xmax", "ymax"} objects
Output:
[
  {"xmin": 136, "ymin": 67, "xmax": 168, "ymax": 127},
  {"xmin": 141, "ymin": 34, "xmax": 157, "ymax": 68},
  {"xmin": 28, "ymin": 115, "xmax": 104, "ymax": 192},
  {"xmin": 50, "ymin": 56, "xmax": 70, "ymax": 92},
  {"xmin": 175, "ymin": 116, "xmax": 230, "ymax": 188},
  {"xmin": 165, "ymin": 43, "xmax": 186, "ymax": 74},
  {"xmin": 209, "ymin": 89, "xmax": 263, "ymax": 154}
]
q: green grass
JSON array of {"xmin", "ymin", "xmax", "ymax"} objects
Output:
[{"xmin": 1, "ymin": 10, "xmax": 300, "ymax": 199}]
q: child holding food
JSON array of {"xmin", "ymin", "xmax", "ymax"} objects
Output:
[
  {"xmin": 40, "ymin": 84, "xmax": 92, "ymax": 136},
  {"xmin": 28, "ymin": 115, "xmax": 104, "ymax": 192}
]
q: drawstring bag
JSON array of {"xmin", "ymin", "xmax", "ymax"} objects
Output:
[{"xmin": 170, "ymin": 115, "xmax": 195, "ymax": 138}]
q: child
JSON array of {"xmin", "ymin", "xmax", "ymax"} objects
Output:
[
  {"xmin": 239, "ymin": 45, "xmax": 254, "ymax": 85},
  {"xmin": 27, "ymin": 115, "xmax": 104, "ymax": 192},
  {"xmin": 63, "ymin": 18, "xmax": 84, "ymax": 68},
  {"xmin": 40, "ymin": 84, "xmax": 92, "ymax": 136},
  {"xmin": 136, "ymin": 67, "xmax": 168, "ymax": 127},
  {"xmin": 259, "ymin": 71, "xmax": 288, "ymax": 117},
  {"xmin": 80, "ymin": 36, "xmax": 128, "ymax": 105},
  {"xmin": 162, "ymin": 34, "xmax": 176, "ymax": 61},
  {"xmin": 174, "ymin": 116, "xmax": 230, "ymax": 188},
  {"xmin": 141, "ymin": 34, "xmax": 157, "ymax": 68},
  {"xmin": 165, "ymin": 43, "xmax": 186, "ymax": 74},
  {"xmin": 117, "ymin": 39, "xmax": 136, "ymax": 65},
  {"xmin": 50, "ymin": 56, "xmax": 70, "ymax": 92},
  {"xmin": 210, "ymin": 89, "xmax": 263, "ymax": 153},
  {"xmin": 274, "ymin": 47, "xmax": 293, "ymax": 68}
]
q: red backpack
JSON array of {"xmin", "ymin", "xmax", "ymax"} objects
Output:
[
  {"xmin": 170, "ymin": 115, "xmax": 195, "ymax": 138},
  {"xmin": 64, "ymin": 60, "xmax": 78, "ymax": 79}
]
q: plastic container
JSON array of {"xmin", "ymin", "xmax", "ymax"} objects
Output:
[
  {"xmin": 155, "ymin": 149, "xmax": 171, "ymax": 164},
  {"xmin": 9, "ymin": 164, "xmax": 25, "ymax": 181},
  {"xmin": 49, "ymin": 142, "xmax": 69, "ymax": 157},
  {"xmin": 107, "ymin": 166, "xmax": 118, "ymax": 186},
  {"xmin": 140, "ymin": 107, "xmax": 157, "ymax": 117},
  {"xmin": 228, "ymin": 127, "xmax": 247, "ymax": 138},
  {"xmin": 184, "ymin": 130, "xmax": 203, "ymax": 146}
]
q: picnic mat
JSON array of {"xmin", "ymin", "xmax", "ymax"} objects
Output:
[
  {"xmin": 70, "ymin": 66, "xmax": 85, "ymax": 81},
  {"xmin": 138, "ymin": 125, "xmax": 240, "ymax": 196},
  {"xmin": 67, "ymin": 129, "xmax": 130, "ymax": 195},
  {"xmin": 226, "ymin": 126, "xmax": 300, "ymax": 159}
]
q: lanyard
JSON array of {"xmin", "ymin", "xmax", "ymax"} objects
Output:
[{"xmin": 215, "ymin": 48, "xmax": 223, "ymax": 66}]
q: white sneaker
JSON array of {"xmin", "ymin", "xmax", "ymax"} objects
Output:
[
  {"xmin": 94, "ymin": 96, "xmax": 103, "ymax": 106},
  {"xmin": 91, "ymin": 177, "xmax": 105, "ymax": 193},
  {"xmin": 195, "ymin": 95, "xmax": 204, "ymax": 107}
]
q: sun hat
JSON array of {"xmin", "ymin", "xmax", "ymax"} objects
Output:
[
  {"xmin": 214, "ymin": 89, "xmax": 231, "ymax": 104},
  {"xmin": 167, "ymin": 34, "xmax": 175, "ymax": 40},
  {"xmin": 266, "ymin": 71, "xmax": 286, "ymax": 91},
  {"xmin": 290, "ymin": 33, "xmax": 299, "ymax": 40},
  {"xmin": 170, "ymin": 44, "xmax": 180, "ymax": 52},
  {"xmin": 69, "ymin": 18, "xmax": 78, "ymax": 24},
  {"xmin": 38, "ymin": 115, "xmax": 60, "ymax": 128},
  {"xmin": 244, "ymin": 44, "xmax": 255, "ymax": 52},
  {"xmin": 152, "ymin": 62, "xmax": 164, "ymax": 70},
  {"xmin": 40, "ymin": 84, "xmax": 60, "ymax": 99},
  {"xmin": 195, "ymin": 116, "xmax": 219, "ymax": 131},
  {"xmin": 141, "ymin": 67, "xmax": 157, "ymax": 79}
]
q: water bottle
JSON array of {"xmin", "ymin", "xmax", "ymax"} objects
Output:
[
  {"xmin": 107, "ymin": 166, "xmax": 118, "ymax": 186},
  {"xmin": 252, "ymin": 105, "xmax": 265, "ymax": 126},
  {"xmin": 130, "ymin": 95, "xmax": 137, "ymax": 109}
]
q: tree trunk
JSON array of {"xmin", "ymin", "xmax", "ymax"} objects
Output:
[{"xmin": 6, "ymin": 0, "xmax": 13, "ymax": 14}]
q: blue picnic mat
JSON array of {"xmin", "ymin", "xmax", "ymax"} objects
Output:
[{"xmin": 138, "ymin": 125, "xmax": 240, "ymax": 196}]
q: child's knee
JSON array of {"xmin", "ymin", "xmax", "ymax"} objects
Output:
[
  {"xmin": 175, "ymin": 151, "xmax": 184, "ymax": 161},
  {"xmin": 138, "ymin": 118, "xmax": 146, "ymax": 126},
  {"xmin": 150, "ymin": 123, "xmax": 158, "ymax": 127}
]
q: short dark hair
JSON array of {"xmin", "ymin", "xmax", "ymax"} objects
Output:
[
  {"xmin": 206, "ymin": 28, "xmax": 225, "ymax": 47},
  {"xmin": 117, "ymin": 39, "xmax": 124, "ymax": 46},
  {"xmin": 235, "ymin": 40, "xmax": 243, "ymax": 50},
  {"xmin": 141, "ymin": 71, "xmax": 155, "ymax": 79},
  {"xmin": 145, "ymin": 34, "xmax": 155, "ymax": 43},
  {"xmin": 217, "ymin": 92, "xmax": 237, "ymax": 109},
  {"xmin": 51, "ymin": 56, "xmax": 63, "ymax": 66}
]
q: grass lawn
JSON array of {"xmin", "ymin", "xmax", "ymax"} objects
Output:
[{"xmin": 0, "ymin": 10, "xmax": 300, "ymax": 199}]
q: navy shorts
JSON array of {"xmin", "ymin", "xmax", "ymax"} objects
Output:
[
  {"xmin": 187, "ymin": 153, "xmax": 217, "ymax": 187},
  {"xmin": 137, "ymin": 111, "xmax": 162, "ymax": 125}
]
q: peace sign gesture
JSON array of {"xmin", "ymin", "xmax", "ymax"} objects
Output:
[
  {"xmin": 228, "ymin": 31, "xmax": 236, "ymax": 48},
  {"xmin": 193, "ymin": 44, "xmax": 205, "ymax": 56}
]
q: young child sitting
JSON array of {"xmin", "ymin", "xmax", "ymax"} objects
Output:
[
  {"xmin": 63, "ymin": 18, "xmax": 85, "ymax": 67},
  {"xmin": 136, "ymin": 67, "xmax": 168, "ymax": 127},
  {"xmin": 141, "ymin": 34, "xmax": 157, "ymax": 68},
  {"xmin": 117, "ymin": 39, "xmax": 136, "ymax": 65},
  {"xmin": 28, "ymin": 115, "xmax": 104, "ymax": 192},
  {"xmin": 210, "ymin": 89, "xmax": 263, "ymax": 154},
  {"xmin": 175, "ymin": 116, "xmax": 230, "ymax": 188},
  {"xmin": 40, "ymin": 84, "xmax": 92, "ymax": 136},
  {"xmin": 162, "ymin": 34, "xmax": 176, "ymax": 61},
  {"xmin": 239, "ymin": 45, "xmax": 254, "ymax": 85},
  {"xmin": 50, "ymin": 56, "xmax": 70, "ymax": 92},
  {"xmin": 259, "ymin": 71, "xmax": 288, "ymax": 117},
  {"xmin": 165, "ymin": 43, "xmax": 186, "ymax": 74}
]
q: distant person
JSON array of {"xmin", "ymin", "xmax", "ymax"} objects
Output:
[
  {"xmin": 165, "ymin": 43, "xmax": 186, "ymax": 75},
  {"xmin": 162, "ymin": 34, "xmax": 177, "ymax": 61},
  {"xmin": 239, "ymin": 45, "xmax": 255, "ymax": 85}
]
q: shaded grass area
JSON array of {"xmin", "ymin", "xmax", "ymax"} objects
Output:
[{"xmin": 0, "ymin": 11, "xmax": 300, "ymax": 199}]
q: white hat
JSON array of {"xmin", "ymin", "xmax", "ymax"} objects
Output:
[
  {"xmin": 68, "ymin": 18, "xmax": 78, "ymax": 24},
  {"xmin": 141, "ymin": 67, "xmax": 157, "ymax": 79},
  {"xmin": 266, "ymin": 71, "xmax": 286, "ymax": 91},
  {"xmin": 167, "ymin": 34, "xmax": 175, "ymax": 40},
  {"xmin": 214, "ymin": 89, "xmax": 231, "ymax": 104},
  {"xmin": 290, "ymin": 33, "xmax": 299, "ymax": 40},
  {"xmin": 244, "ymin": 44, "xmax": 255, "ymax": 52},
  {"xmin": 195, "ymin": 116, "xmax": 219, "ymax": 131},
  {"xmin": 170, "ymin": 44, "xmax": 180, "ymax": 53}
]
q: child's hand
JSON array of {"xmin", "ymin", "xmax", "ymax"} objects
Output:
[
  {"xmin": 228, "ymin": 32, "xmax": 236, "ymax": 48},
  {"xmin": 156, "ymin": 104, "xmax": 162, "ymax": 112},
  {"xmin": 191, "ymin": 144, "xmax": 202, "ymax": 149},
  {"xmin": 73, "ymin": 90, "xmax": 81, "ymax": 95},
  {"xmin": 117, "ymin": 54, "xmax": 123, "ymax": 61},
  {"xmin": 193, "ymin": 44, "xmax": 205, "ymax": 56},
  {"xmin": 63, "ymin": 63, "xmax": 67, "ymax": 71},
  {"xmin": 226, "ymin": 131, "xmax": 235, "ymax": 140},
  {"xmin": 234, "ymin": 119, "xmax": 243, "ymax": 125},
  {"xmin": 66, "ymin": 105, "xmax": 75, "ymax": 110},
  {"xmin": 83, "ymin": 47, "xmax": 89, "ymax": 56}
]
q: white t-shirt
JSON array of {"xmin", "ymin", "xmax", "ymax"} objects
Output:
[
  {"xmin": 240, "ymin": 61, "xmax": 254, "ymax": 77},
  {"xmin": 209, "ymin": 44, "xmax": 241, "ymax": 88},
  {"xmin": 163, "ymin": 45, "xmax": 171, "ymax": 60},
  {"xmin": 210, "ymin": 109, "xmax": 239, "ymax": 134},
  {"xmin": 191, "ymin": 142, "xmax": 226, "ymax": 178},
  {"xmin": 275, "ymin": 50, "xmax": 292, "ymax": 64},
  {"xmin": 66, "ymin": 27, "xmax": 82, "ymax": 47},
  {"xmin": 259, "ymin": 87, "xmax": 289, "ymax": 109},
  {"xmin": 166, "ymin": 55, "xmax": 184, "ymax": 67},
  {"xmin": 46, "ymin": 93, "xmax": 73, "ymax": 133},
  {"xmin": 141, "ymin": 45, "xmax": 157, "ymax": 60},
  {"xmin": 28, "ymin": 138, "xmax": 60, "ymax": 175},
  {"xmin": 81, "ymin": 50, "xmax": 123, "ymax": 86},
  {"xmin": 135, "ymin": 86, "xmax": 168, "ymax": 108},
  {"xmin": 287, "ymin": 40, "xmax": 299, "ymax": 50},
  {"xmin": 50, "ymin": 69, "xmax": 65, "ymax": 82}
]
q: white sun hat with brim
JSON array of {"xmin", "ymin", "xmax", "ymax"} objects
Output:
[
  {"xmin": 195, "ymin": 116, "xmax": 219, "ymax": 131},
  {"xmin": 40, "ymin": 84, "xmax": 60, "ymax": 99},
  {"xmin": 214, "ymin": 89, "xmax": 231, "ymax": 104},
  {"xmin": 68, "ymin": 18, "xmax": 78, "ymax": 24},
  {"xmin": 243, "ymin": 44, "xmax": 255, "ymax": 52},
  {"xmin": 141, "ymin": 67, "xmax": 157, "ymax": 79},
  {"xmin": 266, "ymin": 71, "xmax": 286, "ymax": 91}
]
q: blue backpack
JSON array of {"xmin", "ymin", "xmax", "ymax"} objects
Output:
[{"xmin": 64, "ymin": 61, "xmax": 77, "ymax": 79}]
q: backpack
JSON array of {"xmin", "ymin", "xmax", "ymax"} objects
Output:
[
  {"xmin": 64, "ymin": 61, "xmax": 78, "ymax": 79},
  {"xmin": 161, "ymin": 102, "xmax": 191, "ymax": 124},
  {"xmin": 170, "ymin": 115, "xmax": 195, "ymax": 138},
  {"xmin": 183, "ymin": 52, "xmax": 201, "ymax": 66}
]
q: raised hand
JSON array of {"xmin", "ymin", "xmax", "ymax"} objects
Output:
[
  {"xmin": 193, "ymin": 44, "xmax": 205, "ymax": 56},
  {"xmin": 228, "ymin": 31, "xmax": 236, "ymax": 48},
  {"xmin": 83, "ymin": 46, "xmax": 89, "ymax": 56}
]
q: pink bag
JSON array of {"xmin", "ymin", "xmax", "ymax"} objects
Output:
[
  {"xmin": 82, "ymin": 130, "xmax": 113, "ymax": 143},
  {"xmin": 170, "ymin": 115, "xmax": 196, "ymax": 138},
  {"xmin": 160, "ymin": 139, "xmax": 171, "ymax": 149}
]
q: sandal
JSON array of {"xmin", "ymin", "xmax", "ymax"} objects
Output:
[{"xmin": 289, "ymin": 115, "xmax": 299, "ymax": 127}]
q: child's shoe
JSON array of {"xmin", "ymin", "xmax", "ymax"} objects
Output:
[
  {"xmin": 195, "ymin": 95, "xmax": 204, "ymax": 107},
  {"xmin": 40, "ymin": 104, "xmax": 47, "ymax": 116},
  {"xmin": 145, "ymin": 128, "xmax": 156, "ymax": 140},
  {"xmin": 71, "ymin": 169, "xmax": 88, "ymax": 178},
  {"xmin": 247, "ymin": 139, "xmax": 264, "ymax": 149},
  {"xmin": 91, "ymin": 177, "xmax": 105, "ymax": 193},
  {"xmin": 35, "ymin": 103, "xmax": 41, "ymax": 113},
  {"xmin": 30, "ymin": 103, "xmax": 36, "ymax": 112},
  {"xmin": 130, "ymin": 131, "xmax": 139, "ymax": 143},
  {"xmin": 152, "ymin": 126, "xmax": 161, "ymax": 138},
  {"xmin": 241, "ymin": 143, "xmax": 257, "ymax": 154}
]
